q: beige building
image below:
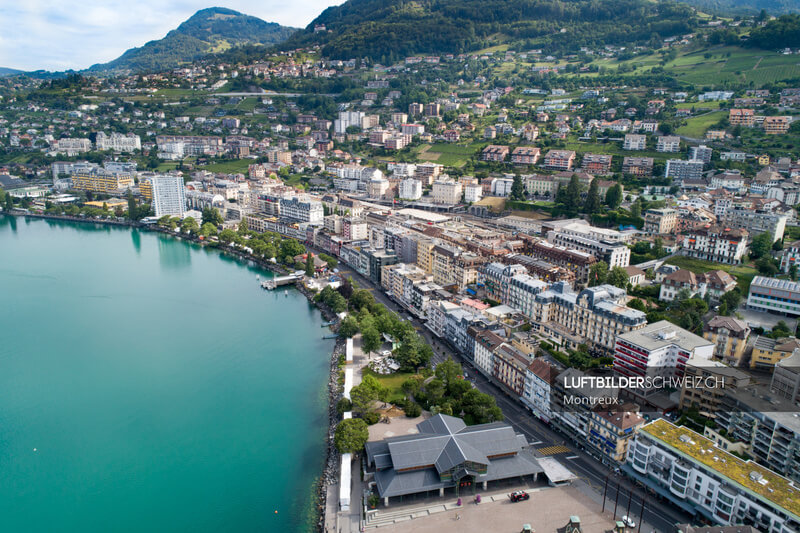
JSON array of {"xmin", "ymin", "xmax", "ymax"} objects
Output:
[
  {"xmin": 703, "ymin": 316, "xmax": 750, "ymax": 366},
  {"xmin": 643, "ymin": 207, "xmax": 677, "ymax": 234},
  {"xmin": 679, "ymin": 358, "xmax": 750, "ymax": 419},
  {"xmin": 588, "ymin": 405, "xmax": 644, "ymax": 463},
  {"xmin": 751, "ymin": 336, "xmax": 800, "ymax": 370},
  {"xmin": 431, "ymin": 179, "xmax": 462, "ymax": 205}
]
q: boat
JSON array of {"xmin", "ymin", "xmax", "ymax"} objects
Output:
[{"xmin": 284, "ymin": 289, "xmax": 288, "ymax": 296}]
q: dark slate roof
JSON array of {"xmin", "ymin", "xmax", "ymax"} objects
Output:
[{"xmin": 365, "ymin": 414, "xmax": 543, "ymax": 498}]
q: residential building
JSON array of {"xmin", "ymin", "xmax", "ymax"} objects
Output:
[
  {"xmin": 780, "ymin": 240, "xmax": 800, "ymax": 274},
  {"xmin": 542, "ymin": 150, "xmax": 576, "ymax": 171},
  {"xmin": 474, "ymin": 329, "xmax": 505, "ymax": 378},
  {"xmin": 492, "ymin": 343, "xmax": 531, "ymax": 396},
  {"xmin": 364, "ymin": 414, "xmax": 543, "ymax": 507},
  {"xmin": 614, "ymin": 321, "xmax": 714, "ymax": 380},
  {"xmin": 643, "ymin": 208, "xmax": 677, "ymax": 234},
  {"xmin": 627, "ymin": 419, "xmax": 800, "ymax": 533},
  {"xmin": 548, "ymin": 230, "xmax": 630, "ymax": 267},
  {"xmin": 54, "ymin": 137, "xmax": 92, "ymax": 155},
  {"xmin": 146, "ymin": 176, "xmax": 186, "ymax": 218},
  {"xmin": 623, "ymin": 134, "xmax": 647, "ymax": 151},
  {"xmin": 763, "ymin": 116, "xmax": 791, "ymax": 135},
  {"xmin": 689, "ymin": 145, "xmax": 713, "ymax": 164},
  {"xmin": 704, "ymin": 316, "xmax": 751, "ymax": 366},
  {"xmin": 680, "ymin": 225, "xmax": 748, "ymax": 265},
  {"xmin": 656, "ymin": 135, "xmax": 681, "ymax": 153},
  {"xmin": 279, "ymin": 196, "xmax": 324, "ymax": 223},
  {"xmin": 622, "ymin": 157, "xmax": 654, "ymax": 176},
  {"xmin": 95, "ymin": 132, "xmax": 141, "ymax": 152},
  {"xmin": 720, "ymin": 209, "xmax": 787, "ymax": 243},
  {"xmin": 431, "ymin": 179, "xmax": 462, "ymax": 205},
  {"xmin": 729, "ymin": 108, "xmax": 756, "ymax": 127},
  {"xmin": 522, "ymin": 359, "xmax": 559, "ymax": 423},
  {"xmin": 750, "ymin": 335, "xmax": 800, "ymax": 370},
  {"xmin": 525, "ymin": 240, "xmax": 597, "ymax": 282},
  {"xmin": 464, "ymin": 183, "xmax": 482, "ymax": 203},
  {"xmin": 588, "ymin": 406, "xmax": 644, "ymax": 463},
  {"xmin": 481, "ymin": 145, "xmax": 510, "ymax": 162},
  {"xmin": 679, "ymin": 358, "xmax": 750, "ymax": 417},
  {"xmin": 398, "ymin": 178, "xmax": 423, "ymax": 200},
  {"xmin": 511, "ymin": 146, "xmax": 540, "ymax": 165},
  {"xmin": 659, "ymin": 269, "xmax": 736, "ymax": 303},
  {"xmin": 666, "ymin": 159, "xmax": 705, "ymax": 181},
  {"xmin": 71, "ymin": 170, "xmax": 134, "ymax": 193},
  {"xmin": 581, "ymin": 154, "xmax": 612, "ymax": 174}
]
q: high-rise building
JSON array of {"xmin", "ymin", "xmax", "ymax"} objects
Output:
[{"xmin": 147, "ymin": 176, "xmax": 186, "ymax": 218}]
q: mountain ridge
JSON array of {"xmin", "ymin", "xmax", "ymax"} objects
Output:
[{"xmin": 86, "ymin": 7, "xmax": 297, "ymax": 74}]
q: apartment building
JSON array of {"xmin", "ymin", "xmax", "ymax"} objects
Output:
[
  {"xmin": 678, "ymin": 359, "xmax": 750, "ymax": 418},
  {"xmin": 398, "ymin": 178, "xmax": 423, "ymax": 200},
  {"xmin": 588, "ymin": 406, "xmax": 644, "ymax": 463},
  {"xmin": 622, "ymin": 156, "xmax": 654, "ymax": 176},
  {"xmin": 704, "ymin": 316, "xmax": 751, "ymax": 366},
  {"xmin": 511, "ymin": 146, "xmax": 541, "ymax": 165},
  {"xmin": 656, "ymin": 135, "xmax": 681, "ymax": 153},
  {"xmin": 431, "ymin": 179, "xmax": 462, "ymax": 205},
  {"xmin": 623, "ymin": 134, "xmax": 647, "ymax": 151},
  {"xmin": 95, "ymin": 132, "xmax": 141, "ymax": 152},
  {"xmin": 71, "ymin": 170, "xmax": 134, "ymax": 193},
  {"xmin": 614, "ymin": 321, "xmax": 714, "ymax": 380},
  {"xmin": 763, "ymin": 116, "xmax": 791, "ymax": 135},
  {"xmin": 729, "ymin": 109, "xmax": 756, "ymax": 126},
  {"xmin": 548, "ymin": 230, "xmax": 630, "ymax": 268},
  {"xmin": 680, "ymin": 225, "xmax": 748, "ymax": 265},
  {"xmin": 531, "ymin": 282, "xmax": 646, "ymax": 355},
  {"xmin": 342, "ymin": 217, "xmax": 368, "ymax": 241},
  {"xmin": 473, "ymin": 329, "xmax": 505, "ymax": 378},
  {"xmin": 643, "ymin": 207, "xmax": 677, "ymax": 234},
  {"xmin": 627, "ymin": 419, "xmax": 800, "ymax": 533},
  {"xmin": 581, "ymin": 154, "xmax": 613, "ymax": 174},
  {"xmin": 146, "ymin": 176, "xmax": 186, "ymax": 218},
  {"xmin": 279, "ymin": 196, "xmax": 324, "ymax": 223},
  {"xmin": 431, "ymin": 244, "xmax": 481, "ymax": 291},
  {"xmin": 542, "ymin": 150, "xmax": 576, "ymax": 170},
  {"xmin": 522, "ymin": 359, "xmax": 559, "ymax": 423},
  {"xmin": 690, "ymin": 145, "xmax": 713, "ymax": 164},
  {"xmin": 481, "ymin": 145, "xmax": 510, "ymax": 162},
  {"xmin": 720, "ymin": 209, "xmax": 787, "ymax": 243},
  {"xmin": 750, "ymin": 335, "xmax": 800, "ymax": 370},
  {"xmin": 781, "ymin": 240, "xmax": 800, "ymax": 274},
  {"xmin": 666, "ymin": 159, "xmax": 705, "ymax": 181},
  {"xmin": 492, "ymin": 343, "xmax": 531, "ymax": 396},
  {"xmin": 54, "ymin": 137, "xmax": 92, "ymax": 155}
]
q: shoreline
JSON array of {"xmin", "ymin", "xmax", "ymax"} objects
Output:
[{"xmin": 5, "ymin": 210, "xmax": 340, "ymax": 533}]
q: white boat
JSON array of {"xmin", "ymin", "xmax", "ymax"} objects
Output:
[{"xmin": 284, "ymin": 289, "xmax": 288, "ymax": 296}]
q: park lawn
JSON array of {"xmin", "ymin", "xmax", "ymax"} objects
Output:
[
  {"xmin": 362, "ymin": 368, "xmax": 415, "ymax": 404},
  {"xmin": 676, "ymin": 110, "xmax": 728, "ymax": 138},
  {"xmin": 665, "ymin": 256, "xmax": 757, "ymax": 292},
  {"xmin": 424, "ymin": 142, "xmax": 483, "ymax": 167},
  {"xmin": 154, "ymin": 88, "xmax": 201, "ymax": 97},
  {"xmin": 237, "ymin": 97, "xmax": 258, "ymax": 113}
]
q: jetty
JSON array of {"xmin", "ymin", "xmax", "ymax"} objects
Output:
[{"xmin": 260, "ymin": 271, "xmax": 304, "ymax": 290}]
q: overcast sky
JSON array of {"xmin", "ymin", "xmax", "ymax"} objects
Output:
[{"xmin": 0, "ymin": 1, "xmax": 342, "ymax": 72}]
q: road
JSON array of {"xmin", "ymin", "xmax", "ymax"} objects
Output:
[{"xmin": 332, "ymin": 264, "xmax": 692, "ymax": 532}]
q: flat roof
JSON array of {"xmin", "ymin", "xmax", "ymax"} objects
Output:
[
  {"xmin": 641, "ymin": 419, "xmax": 800, "ymax": 519},
  {"xmin": 751, "ymin": 276, "xmax": 800, "ymax": 294},
  {"xmin": 618, "ymin": 320, "xmax": 712, "ymax": 352}
]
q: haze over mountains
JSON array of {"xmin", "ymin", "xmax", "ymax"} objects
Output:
[{"xmin": 86, "ymin": 7, "xmax": 296, "ymax": 74}]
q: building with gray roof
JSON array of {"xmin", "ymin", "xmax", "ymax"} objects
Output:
[{"xmin": 364, "ymin": 414, "xmax": 544, "ymax": 505}]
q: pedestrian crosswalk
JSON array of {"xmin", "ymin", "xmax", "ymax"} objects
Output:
[{"xmin": 536, "ymin": 445, "xmax": 572, "ymax": 456}]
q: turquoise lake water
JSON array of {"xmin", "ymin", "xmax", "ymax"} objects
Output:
[{"xmin": 0, "ymin": 216, "xmax": 333, "ymax": 532}]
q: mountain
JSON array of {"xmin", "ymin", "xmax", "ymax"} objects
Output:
[
  {"xmin": 87, "ymin": 7, "xmax": 297, "ymax": 73},
  {"xmin": 0, "ymin": 67, "xmax": 23, "ymax": 77},
  {"xmin": 282, "ymin": 0, "xmax": 699, "ymax": 61}
]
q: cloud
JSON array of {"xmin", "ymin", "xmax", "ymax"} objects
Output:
[{"xmin": 0, "ymin": 0, "xmax": 342, "ymax": 71}]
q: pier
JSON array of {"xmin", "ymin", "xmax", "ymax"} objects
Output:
[{"xmin": 260, "ymin": 271, "xmax": 305, "ymax": 290}]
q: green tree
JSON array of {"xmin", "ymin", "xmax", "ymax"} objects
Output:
[
  {"xmin": 435, "ymin": 358, "xmax": 462, "ymax": 390},
  {"xmin": 790, "ymin": 264, "xmax": 798, "ymax": 281},
  {"xmin": 350, "ymin": 289, "xmax": 375, "ymax": 311},
  {"xmin": 588, "ymin": 261, "xmax": 609, "ymax": 286},
  {"xmin": 219, "ymin": 228, "xmax": 238, "ymax": 245},
  {"xmin": 127, "ymin": 191, "xmax": 137, "ymax": 220},
  {"xmin": 756, "ymin": 257, "xmax": 779, "ymax": 276},
  {"xmin": 279, "ymin": 239, "xmax": 305, "ymax": 263},
  {"xmin": 305, "ymin": 253, "xmax": 315, "ymax": 277},
  {"xmin": 181, "ymin": 216, "xmax": 199, "ymax": 235},
  {"xmin": 201, "ymin": 207, "xmax": 224, "ymax": 226},
  {"xmin": 749, "ymin": 232, "xmax": 773, "ymax": 260},
  {"xmin": 338, "ymin": 316, "xmax": 360, "ymax": 338},
  {"xmin": 350, "ymin": 374, "xmax": 387, "ymax": 415},
  {"xmin": 334, "ymin": 418, "xmax": 369, "ymax": 454},
  {"xmin": 605, "ymin": 183, "xmax": 622, "ymax": 209},
  {"xmin": 510, "ymin": 174, "xmax": 525, "ymax": 201},
  {"xmin": 630, "ymin": 199, "xmax": 642, "ymax": 219},
  {"xmin": 607, "ymin": 266, "xmax": 630, "ymax": 289},
  {"xmin": 565, "ymin": 174, "xmax": 583, "ymax": 214},
  {"xmin": 238, "ymin": 219, "xmax": 249, "ymax": 236},
  {"xmin": 200, "ymin": 222, "xmax": 218, "ymax": 238},
  {"xmin": 361, "ymin": 327, "xmax": 382, "ymax": 358},
  {"xmin": 584, "ymin": 178, "xmax": 601, "ymax": 214}
]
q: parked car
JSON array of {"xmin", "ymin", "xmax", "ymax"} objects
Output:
[
  {"xmin": 509, "ymin": 491, "xmax": 530, "ymax": 502},
  {"xmin": 621, "ymin": 515, "xmax": 635, "ymax": 528}
]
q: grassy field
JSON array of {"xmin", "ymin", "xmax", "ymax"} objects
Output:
[
  {"xmin": 665, "ymin": 255, "xmax": 757, "ymax": 291},
  {"xmin": 362, "ymin": 368, "xmax": 414, "ymax": 404},
  {"xmin": 676, "ymin": 110, "xmax": 728, "ymax": 138},
  {"xmin": 202, "ymin": 159, "xmax": 251, "ymax": 174},
  {"xmin": 563, "ymin": 140, "xmax": 664, "ymax": 161},
  {"xmin": 417, "ymin": 142, "xmax": 481, "ymax": 167}
]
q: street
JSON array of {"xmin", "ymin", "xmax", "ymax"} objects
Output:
[{"xmin": 332, "ymin": 263, "xmax": 692, "ymax": 532}]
